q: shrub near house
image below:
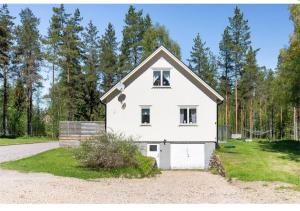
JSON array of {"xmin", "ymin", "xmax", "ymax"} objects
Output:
[{"xmin": 75, "ymin": 132, "xmax": 159, "ymax": 177}]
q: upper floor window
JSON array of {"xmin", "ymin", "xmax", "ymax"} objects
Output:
[
  {"xmin": 153, "ymin": 70, "xmax": 170, "ymax": 87},
  {"xmin": 180, "ymin": 107, "xmax": 197, "ymax": 125}
]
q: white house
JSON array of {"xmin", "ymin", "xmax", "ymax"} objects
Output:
[{"xmin": 100, "ymin": 46, "xmax": 223, "ymax": 169}]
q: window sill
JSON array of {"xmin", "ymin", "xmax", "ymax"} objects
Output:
[
  {"xmin": 140, "ymin": 124, "xmax": 151, "ymax": 127},
  {"xmin": 152, "ymin": 86, "xmax": 171, "ymax": 89},
  {"xmin": 178, "ymin": 124, "xmax": 198, "ymax": 127}
]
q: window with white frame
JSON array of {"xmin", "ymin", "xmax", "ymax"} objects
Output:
[
  {"xmin": 141, "ymin": 107, "xmax": 150, "ymax": 125},
  {"xmin": 153, "ymin": 70, "xmax": 170, "ymax": 87},
  {"xmin": 179, "ymin": 107, "xmax": 197, "ymax": 124}
]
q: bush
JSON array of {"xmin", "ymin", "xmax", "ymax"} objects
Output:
[{"xmin": 75, "ymin": 132, "xmax": 141, "ymax": 169}]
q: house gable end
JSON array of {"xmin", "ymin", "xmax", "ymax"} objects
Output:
[{"xmin": 101, "ymin": 46, "xmax": 223, "ymax": 103}]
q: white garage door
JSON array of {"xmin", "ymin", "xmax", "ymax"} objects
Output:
[{"xmin": 170, "ymin": 144, "xmax": 205, "ymax": 169}]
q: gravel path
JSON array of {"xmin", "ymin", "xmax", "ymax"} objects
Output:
[
  {"xmin": 0, "ymin": 142, "xmax": 59, "ymax": 162},
  {"xmin": 0, "ymin": 169, "xmax": 299, "ymax": 203}
]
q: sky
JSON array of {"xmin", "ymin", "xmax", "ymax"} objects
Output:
[{"xmin": 6, "ymin": 4, "xmax": 293, "ymax": 107}]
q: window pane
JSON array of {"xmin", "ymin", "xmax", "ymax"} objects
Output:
[
  {"xmin": 141, "ymin": 108, "xmax": 150, "ymax": 124},
  {"xmin": 149, "ymin": 145, "xmax": 157, "ymax": 151},
  {"xmin": 153, "ymin": 71, "xmax": 161, "ymax": 86},
  {"xmin": 162, "ymin": 71, "xmax": 170, "ymax": 86},
  {"xmin": 189, "ymin": 108, "xmax": 197, "ymax": 124},
  {"xmin": 180, "ymin": 108, "xmax": 188, "ymax": 124}
]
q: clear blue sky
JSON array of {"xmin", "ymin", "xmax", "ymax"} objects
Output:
[{"xmin": 7, "ymin": 4, "xmax": 293, "ymax": 106}]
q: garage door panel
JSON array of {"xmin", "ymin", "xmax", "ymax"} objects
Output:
[
  {"xmin": 170, "ymin": 144, "xmax": 188, "ymax": 169},
  {"xmin": 170, "ymin": 144, "xmax": 204, "ymax": 169},
  {"xmin": 187, "ymin": 144, "xmax": 204, "ymax": 168}
]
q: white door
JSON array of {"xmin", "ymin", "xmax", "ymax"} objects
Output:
[
  {"xmin": 170, "ymin": 144, "xmax": 204, "ymax": 169},
  {"xmin": 147, "ymin": 144, "xmax": 160, "ymax": 167}
]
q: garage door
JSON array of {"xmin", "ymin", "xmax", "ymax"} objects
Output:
[{"xmin": 170, "ymin": 144, "xmax": 205, "ymax": 169}]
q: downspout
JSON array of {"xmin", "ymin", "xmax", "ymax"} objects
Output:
[
  {"xmin": 99, "ymin": 100, "xmax": 107, "ymax": 132},
  {"xmin": 216, "ymin": 100, "xmax": 224, "ymax": 147}
]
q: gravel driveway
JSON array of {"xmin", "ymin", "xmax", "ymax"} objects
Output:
[
  {"xmin": 0, "ymin": 142, "xmax": 59, "ymax": 162},
  {"xmin": 0, "ymin": 169, "xmax": 299, "ymax": 203},
  {"xmin": 0, "ymin": 142, "xmax": 299, "ymax": 203}
]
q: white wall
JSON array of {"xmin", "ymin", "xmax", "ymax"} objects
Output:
[{"xmin": 107, "ymin": 57, "xmax": 217, "ymax": 142}]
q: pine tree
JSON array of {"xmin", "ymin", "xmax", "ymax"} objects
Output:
[
  {"xmin": 275, "ymin": 5, "xmax": 300, "ymax": 140},
  {"xmin": 219, "ymin": 27, "xmax": 234, "ymax": 126},
  {"xmin": 11, "ymin": 77, "xmax": 26, "ymax": 136},
  {"xmin": 188, "ymin": 33, "xmax": 217, "ymax": 88},
  {"xmin": 239, "ymin": 47, "xmax": 260, "ymax": 139},
  {"xmin": 0, "ymin": 4, "xmax": 14, "ymax": 136},
  {"xmin": 82, "ymin": 20, "xmax": 101, "ymax": 120},
  {"xmin": 14, "ymin": 8, "xmax": 42, "ymax": 136},
  {"xmin": 99, "ymin": 22, "xmax": 118, "ymax": 91},
  {"xmin": 143, "ymin": 14, "xmax": 152, "ymax": 32},
  {"xmin": 227, "ymin": 6, "xmax": 251, "ymax": 134},
  {"xmin": 119, "ymin": 5, "xmax": 146, "ymax": 76},
  {"xmin": 43, "ymin": 4, "xmax": 68, "ymax": 137},
  {"xmin": 43, "ymin": 4, "xmax": 68, "ymax": 85},
  {"xmin": 141, "ymin": 24, "xmax": 181, "ymax": 59},
  {"xmin": 59, "ymin": 8, "xmax": 84, "ymax": 120}
]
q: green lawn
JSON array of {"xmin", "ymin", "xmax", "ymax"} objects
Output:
[
  {"xmin": 0, "ymin": 136, "xmax": 57, "ymax": 146},
  {"xmin": 0, "ymin": 148, "xmax": 159, "ymax": 179},
  {"xmin": 217, "ymin": 140, "xmax": 300, "ymax": 186}
]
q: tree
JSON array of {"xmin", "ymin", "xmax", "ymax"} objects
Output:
[
  {"xmin": 0, "ymin": 4, "xmax": 14, "ymax": 136},
  {"xmin": 43, "ymin": 4, "xmax": 68, "ymax": 137},
  {"xmin": 239, "ymin": 47, "xmax": 260, "ymax": 139},
  {"xmin": 141, "ymin": 24, "xmax": 181, "ymax": 59},
  {"xmin": 119, "ymin": 5, "xmax": 149, "ymax": 76},
  {"xmin": 227, "ymin": 6, "xmax": 251, "ymax": 134},
  {"xmin": 14, "ymin": 8, "xmax": 42, "ymax": 136},
  {"xmin": 188, "ymin": 33, "xmax": 217, "ymax": 88},
  {"xmin": 99, "ymin": 22, "xmax": 118, "ymax": 91},
  {"xmin": 32, "ymin": 86, "xmax": 46, "ymax": 136},
  {"xmin": 82, "ymin": 20, "xmax": 101, "ymax": 120},
  {"xmin": 10, "ymin": 77, "xmax": 26, "ymax": 136},
  {"xmin": 58, "ymin": 8, "xmax": 84, "ymax": 120},
  {"xmin": 43, "ymin": 4, "xmax": 68, "ymax": 85},
  {"xmin": 275, "ymin": 5, "xmax": 300, "ymax": 140},
  {"xmin": 219, "ymin": 27, "xmax": 234, "ymax": 126}
]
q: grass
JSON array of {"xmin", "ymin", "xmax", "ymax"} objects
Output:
[
  {"xmin": 0, "ymin": 136, "xmax": 57, "ymax": 146},
  {"xmin": 216, "ymin": 140, "xmax": 300, "ymax": 186},
  {"xmin": 0, "ymin": 148, "xmax": 160, "ymax": 179}
]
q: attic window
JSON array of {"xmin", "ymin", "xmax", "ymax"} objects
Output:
[{"xmin": 153, "ymin": 70, "xmax": 170, "ymax": 87}]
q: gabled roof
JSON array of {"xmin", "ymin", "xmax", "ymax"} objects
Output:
[{"xmin": 100, "ymin": 46, "xmax": 224, "ymax": 103}]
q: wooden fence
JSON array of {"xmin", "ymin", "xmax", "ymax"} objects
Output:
[{"xmin": 59, "ymin": 121, "xmax": 105, "ymax": 147}]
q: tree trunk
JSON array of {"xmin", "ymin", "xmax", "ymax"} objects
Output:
[
  {"xmin": 240, "ymin": 104, "xmax": 244, "ymax": 137},
  {"xmin": 235, "ymin": 79, "xmax": 238, "ymax": 134},
  {"xmin": 271, "ymin": 106, "xmax": 274, "ymax": 140},
  {"xmin": 27, "ymin": 85, "xmax": 33, "ymax": 136},
  {"xmin": 2, "ymin": 67, "xmax": 8, "ymax": 136},
  {"xmin": 67, "ymin": 65, "xmax": 72, "ymax": 121},
  {"xmin": 52, "ymin": 63, "xmax": 55, "ymax": 138},
  {"xmin": 259, "ymin": 99, "xmax": 262, "ymax": 139},
  {"xmin": 269, "ymin": 113, "xmax": 272, "ymax": 140},
  {"xmin": 67, "ymin": 66, "xmax": 70, "ymax": 83},
  {"xmin": 225, "ymin": 80, "xmax": 229, "ymax": 126},
  {"xmin": 280, "ymin": 106, "xmax": 283, "ymax": 140},
  {"xmin": 52, "ymin": 63, "xmax": 55, "ymax": 86},
  {"xmin": 294, "ymin": 106, "xmax": 298, "ymax": 141},
  {"xmin": 250, "ymin": 98, "xmax": 253, "ymax": 140}
]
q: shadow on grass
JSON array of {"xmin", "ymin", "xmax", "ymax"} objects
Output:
[
  {"xmin": 258, "ymin": 140, "xmax": 300, "ymax": 162},
  {"xmin": 221, "ymin": 151, "xmax": 239, "ymax": 154}
]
